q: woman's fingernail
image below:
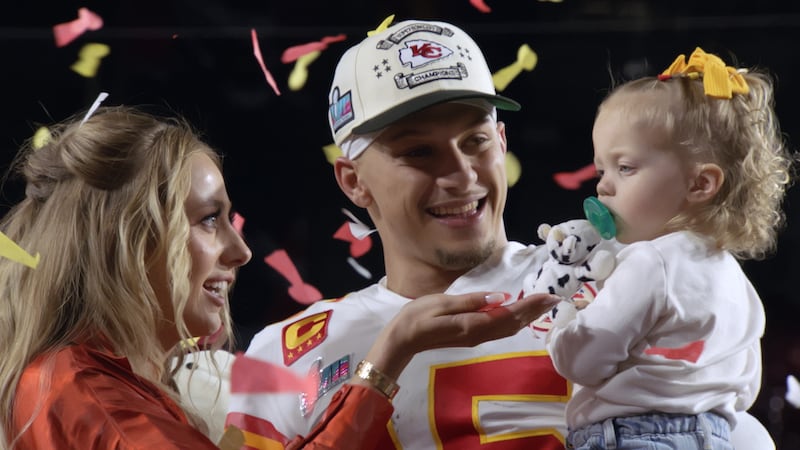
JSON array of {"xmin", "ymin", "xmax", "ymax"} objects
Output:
[
  {"xmin": 485, "ymin": 293, "xmax": 509, "ymax": 304},
  {"xmin": 545, "ymin": 295, "xmax": 563, "ymax": 305}
]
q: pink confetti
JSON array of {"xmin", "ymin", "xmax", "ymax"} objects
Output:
[
  {"xmin": 232, "ymin": 212, "xmax": 245, "ymax": 234},
  {"xmin": 264, "ymin": 250, "xmax": 322, "ymax": 304},
  {"xmin": 333, "ymin": 222, "xmax": 372, "ymax": 258},
  {"xmin": 281, "ymin": 34, "xmax": 347, "ymax": 64},
  {"xmin": 470, "ymin": 0, "xmax": 492, "ymax": 13},
  {"xmin": 645, "ymin": 340, "xmax": 705, "ymax": 363},
  {"xmin": 553, "ymin": 163, "xmax": 597, "ymax": 190},
  {"xmin": 250, "ymin": 28, "xmax": 281, "ymax": 96},
  {"xmin": 53, "ymin": 7, "xmax": 104, "ymax": 48},
  {"xmin": 231, "ymin": 353, "xmax": 318, "ymax": 397}
]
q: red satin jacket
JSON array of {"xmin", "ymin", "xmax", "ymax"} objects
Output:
[
  {"xmin": 12, "ymin": 343, "xmax": 393, "ymax": 450},
  {"xmin": 12, "ymin": 343, "xmax": 219, "ymax": 449}
]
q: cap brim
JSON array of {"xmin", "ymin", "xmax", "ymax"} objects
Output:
[{"xmin": 352, "ymin": 90, "xmax": 521, "ymax": 135}]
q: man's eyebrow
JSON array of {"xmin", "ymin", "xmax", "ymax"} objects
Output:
[
  {"xmin": 381, "ymin": 127, "xmax": 425, "ymax": 143},
  {"xmin": 382, "ymin": 114, "xmax": 493, "ymax": 143}
]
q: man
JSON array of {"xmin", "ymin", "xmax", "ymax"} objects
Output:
[
  {"xmin": 227, "ymin": 19, "xmax": 568, "ymax": 449},
  {"xmin": 225, "ymin": 18, "xmax": 775, "ymax": 450}
]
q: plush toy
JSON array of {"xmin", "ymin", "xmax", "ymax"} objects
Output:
[{"xmin": 523, "ymin": 219, "xmax": 615, "ymax": 302}]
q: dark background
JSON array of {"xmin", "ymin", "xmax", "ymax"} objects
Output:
[{"xmin": 1, "ymin": 1, "xmax": 798, "ymax": 446}]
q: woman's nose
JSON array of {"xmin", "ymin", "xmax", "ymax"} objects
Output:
[{"xmin": 223, "ymin": 227, "xmax": 252, "ymax": 268}]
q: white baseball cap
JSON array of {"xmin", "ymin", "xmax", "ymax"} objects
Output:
[{"xmin": 327, "ymin": 19, "xmax": 521, "ymax": 158}]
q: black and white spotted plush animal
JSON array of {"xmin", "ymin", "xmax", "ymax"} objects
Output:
[{"xmin": 523, "ymin": 219, "xmax": 615, "ymax": 301}]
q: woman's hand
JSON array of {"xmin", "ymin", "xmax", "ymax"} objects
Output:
[{"xmin": 361, "ymin": 292, "xmax": 561, "ymax": 382}]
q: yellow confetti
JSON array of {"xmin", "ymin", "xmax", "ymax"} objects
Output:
[
  {"xmin": 32, "ymin": 127, "xmax": 51, "ymax": 149},
  {"xmin": 322, "ymin": 143, "xmax": 343, "ymax": 165},
  {"xmin": 492, "ymin": 44, "xmax": 538, "ymax": 92},
  {"xmin": 367, "ymin": 14, "xmax": 395, "ymax": 37},
  {"xmin": 505, "ymin": 151, "xmax": 521, "ymax": 187},
  {"xmin": 71, "ymin": 43, "xmax": 110, "ymax": 78},
  {"xmin": 288, "ymin": 50, "xmax": 321, "ymax": 91},
  {"xmin": 179, "ymin": 336, "xmax": 200, "ymax": 349},
  {"xmin": 217, "ymin": 425, "xmax": 245, "ymax": 450},
  {"xmin": 0, "ymin": 232, "xmax": 40, "ymax": 269}
]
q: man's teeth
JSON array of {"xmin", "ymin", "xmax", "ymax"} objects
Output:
[
  {"xmin": 204, "ymin": 281, "xmax": 228, "ymax": 296},
  {"xmin": 430, "ymin": 200, "xmax": 479, "ymax": 216}
]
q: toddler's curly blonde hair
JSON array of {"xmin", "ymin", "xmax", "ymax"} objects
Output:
[{"xmin": 599, "ymin": 69, "xmax": 794, "ymax": 260}]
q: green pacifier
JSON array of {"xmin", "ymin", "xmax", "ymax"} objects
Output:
[{"xmin": 583, "ymin": 196, "xmax": 616, "ymax": 240}]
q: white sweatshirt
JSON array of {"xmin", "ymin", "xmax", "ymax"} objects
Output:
[{"xmin": 547, "ymin": 231, "xmax": 764, "ymax": 430}]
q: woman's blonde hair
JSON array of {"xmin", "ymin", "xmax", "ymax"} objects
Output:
[
  {"xmin": 0, "ymin": 106, "xmax": 233, "ymax": 446},
  {"xmin": 599, "ymin": 69, "xmax": 794, "ymax": 259}
]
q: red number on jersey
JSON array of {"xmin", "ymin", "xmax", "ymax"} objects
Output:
[{"xmin": 430, "ymin": 352, "xmax": 568, "ymax": 449}]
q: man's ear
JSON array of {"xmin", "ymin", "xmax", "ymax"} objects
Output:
[
  {"xmin": 688, "ymin": 163, "xmax": 724, "ymax": 203},
  {"xmin": 334, "ymin": 156, "xmax": 372, "ymax": 208},
  {"xmin": 496, "ymin": 121, "xmax": 507, "ymax": 154}
]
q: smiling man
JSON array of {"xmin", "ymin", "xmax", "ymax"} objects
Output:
[
  {"xmin": 226, "ymin": 19, "xmax": 571, "ymax": 449},
  {"xmin": 340, "ymin": 102, "xmax": 511, "ymax": 297}
]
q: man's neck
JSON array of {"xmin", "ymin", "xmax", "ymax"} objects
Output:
[
  {"xmin": 384, "ymin": 265, "xmax": 465, "ymax": 299},
  {"xmin": 383, "ymin": 243, "xmax": 508, "ymax": 299}
]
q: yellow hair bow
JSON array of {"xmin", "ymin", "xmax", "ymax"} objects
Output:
[{"xmin": 659, "ymin": 47, "xmax": 749, "ymax": 99}]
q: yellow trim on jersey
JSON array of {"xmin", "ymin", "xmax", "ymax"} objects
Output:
[
  {"xmin": 387, "ymin": 416, "xmax": 404, "ymax": 449},
  {"xmin": 427, "ymin": 351, "xmax": 570, "ymax": 449},
  {"xmin": 430, "ymin": 350, "xmax": 551, "ymax": 368},
  {"xmin": 240, "ymin": 429, "xmax": 285, "ymax": 450}
]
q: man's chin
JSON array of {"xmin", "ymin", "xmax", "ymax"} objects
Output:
[{"xmin": 435, "ymin": 239, "xmax": 497, "ymax": 271}]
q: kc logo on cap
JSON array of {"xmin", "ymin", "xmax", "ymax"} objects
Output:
[
  {"xmin": 398, "ymin": 39, "xmax": 452, "ymax": 68},
  {"xmin": 327, "ymin": 19, "xmax": 520, "ymax": 153}
]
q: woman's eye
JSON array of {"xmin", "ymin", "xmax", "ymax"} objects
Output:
[{"xmin": 201, "ymin": 211, "xmax": 220, "ymax": 227}]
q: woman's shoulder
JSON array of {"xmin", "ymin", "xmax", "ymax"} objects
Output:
[
  {"xmin": 15, "ymin": 344, "xmax": 217, "ymax": 449},
  {"xmin": 18, "ymin": 343, "xmax": 136, "ymax": 409},
  {"xmin": 14, "ymin": 345, "xmax": 134, "ymax": 448}
]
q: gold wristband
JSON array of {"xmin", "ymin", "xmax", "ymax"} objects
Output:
[{"xmin": 355, "ymin": 360, "xmax": 400, "ymax": 400}]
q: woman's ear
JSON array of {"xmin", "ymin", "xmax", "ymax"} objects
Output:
[
  {"xmin": 334, "ymin": 157, "xmax": 372, "ymax": 208},
  {"xmin": 688, "ymin": 163, "xmax": 724, "ymax": 203}
]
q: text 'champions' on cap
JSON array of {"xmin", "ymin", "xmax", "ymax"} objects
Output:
[{"xmin": 327, "ymin": 19, "xmax": 521, "ymax": 149}]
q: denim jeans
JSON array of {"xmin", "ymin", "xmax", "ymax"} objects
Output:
[{"xmin": 566, "ymin": 412, "xmax": 733, "ymax": 449}]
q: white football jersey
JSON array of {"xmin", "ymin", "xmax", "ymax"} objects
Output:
[{"xmin": 228, "ymin": 241, "xmax": 570, "ymax": 449}]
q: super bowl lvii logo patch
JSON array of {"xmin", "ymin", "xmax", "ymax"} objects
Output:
[
  {"xmin": 282, "ymin": 310, "xmax": 332, "ymax": 366},
  {"xmin": 328, "ymin": 87, "xmax": 353, "ymax": 132}
]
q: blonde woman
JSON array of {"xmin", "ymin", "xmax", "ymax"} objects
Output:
[{"xmin": 0, "ymin": 105, "xmax": 558, "ymax": 449}]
